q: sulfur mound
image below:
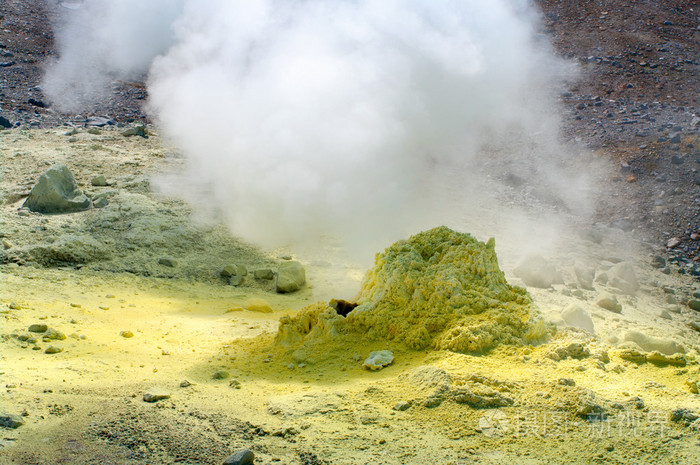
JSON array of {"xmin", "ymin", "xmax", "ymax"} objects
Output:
[{"xmin": 277, "ymin": 226, "xmax": 543, "ymax": 353}]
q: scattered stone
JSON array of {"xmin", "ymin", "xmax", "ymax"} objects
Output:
[
  {"xmin": 651, "ymin": 256, "xmax": 666, "ymax": 269},
  {"xmin": 623, "ymin": 330, "xmax": 685, "ymax": 355},
  {"xmin": 561, "ymin": 304, "xmax": 595, "ymax": 333},
  {"xmin": 8, "ymin": 302, "xmax": 21, "ymax": 310},
  {"xmin": 121, "ymin": 125, "xmax": 147, "ymax": 138},
  {"xmin": 221, "ymin": 264, "xmax": 247, "ymax": 278},
  {"xmin": 574, "ymin": 263, "xmax": 595, "ymax": 290},
  {"xmin": 668, "ymin": 237, "xmax": 682, "ymax": 249},
  {"xmin": 158, "ymin": 257, "xmax": 176, "ymax": 267},
  {"xmin": 0, "ymin": 116, "xmax": 12, "ymax": 128},
  {"xmin": 659, "ymin": 310, "xmax": 672, "ymax": 320},
  {"xmin": 44, "ymin": 346, "xmax": 63, "ymax": 354},
  {"xmin": 0, "ymin": 413, "xmax": 24, "ymax": 429},
  {"xmin": 229, "ymin": 379, "xmax": 241, "ymax": 389},
  {"xmin": 669, "ymin": 408, "xmax": 699, "ymax": 426},
  {"xmin": 93, "ymin": 197, "xmax": 109, "ymax": 208},
  {"xmin": 362, "ymin": 350, "xmax": 394, "ymax": 371},
  {"xmin": 596, "ymin": 293, "xmax": 622, "ymax": 313},
  {"xmin": 143, "ymin": 388, "xmax": 170, "ymax": 403},
  {"xmin": 42, "ymin": 328, "xmax": 66, "ymax": 341},
  {"xmin": 393, "ymin": 401, "xmax": 411, "ymax": 411},
  {"xmin": 91, "ymin": 175, "xmax": 108, "ymax": 187},
  {"xmin": 423, "ymin": 397, "xmax": 443, "ymax": 408},
  {"xmin": 87, "ymin": 128, "xmax": 100, "ymax": 135},
  {"xmin": 23, "ymin": 164, "xmax": 91, "ymax": 214},
  {"xmin": 608, "ymin": 262, "xmax": 639, "ymax": 295},
  {"xmin": 244, "ymin": 298, "xmax": 273, "ymax": 313},
  {"xmin": 179, "ymin": 380, "xmax": 192, "ymax": 388},
  {"xmin": 212, "ymin": 370, "xmax": 230, "ymax": 380},
  {"xmin": 120, "ymin": 330, "xmax": 134, "ymax": 338},
  {"xmin": 276, "ymin": 261, "xmax": 306, "ymax": 293},
  {"xmin": 688, "ymin": 300, "xmax": 700, "ymax": 312},
  {"xmin": 646, "ymin": 351, "xmax": 686, "ymax": 367},
  {"xmin": 253, "ymin": 268, "xmax": 274, "ymax": 280},
  {"xmin": 513, "ymin": 255, "xmax": 564, "ymax": 288},
  {"xmin": 686, "ymin": 380, "xmax": 699, "ymax": 394},
  {"xmin": 28, "ymin": 323, "xmax": 48, "ymax": 333},
  {"xmin": 222, "ymin": 449, "xmax": 255, "ymax": 465},
  {"xmin": 85, "ymin": 116, "xmax": 114, "ymax": 127}
]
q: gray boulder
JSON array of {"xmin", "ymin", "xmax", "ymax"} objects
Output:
[
  {"xmin": 276, "ymin": 261, "xmax": 306, "ymax": 293},
  {"xmin": 513, "ymin": 255, "xmax": 564, "ymax": 288},
  {"xmin": 23, "ymin": 164, "xmax": 90, "ymax": 214},
  {"xmin": 574, "ymin": 262, "xmax": 595, "ymax": 290},
  {"xmin": 608, "ymin": 262, "xmax": 639, "ymax": 295},
  {"xmin": 561, "ymin": 303, "xmax": 595, "ymax": 333}
]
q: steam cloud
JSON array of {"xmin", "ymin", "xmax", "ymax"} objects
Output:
[{"xmin": 45, "ymin": 0, "xmax": 590, "ymax": 262}]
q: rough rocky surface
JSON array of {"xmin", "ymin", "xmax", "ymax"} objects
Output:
[
  {"xmin": 2, "ymin": 2, "xmax": 700, "ymax": 465},
  {"xmin": 276, "ymin": 227, "xmax": 544, "ymax": 353},
  {"xmin": 22, "ymin": 163, "xmax": 90, "ymax": 213}
]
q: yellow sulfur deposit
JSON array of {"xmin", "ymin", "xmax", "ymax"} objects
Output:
[{"xmin": 277, "ymin": 226, "xmax": 543, "ymax": 353}]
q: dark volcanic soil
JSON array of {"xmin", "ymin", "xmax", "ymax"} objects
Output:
[{"xmin": 1, "ymin": 0, "xmax": 700, "ymax": 275}]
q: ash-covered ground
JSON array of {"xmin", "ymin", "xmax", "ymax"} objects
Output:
[{"xmin": 1, "ymin": 2, "xmax": 700, "ymax": 465}]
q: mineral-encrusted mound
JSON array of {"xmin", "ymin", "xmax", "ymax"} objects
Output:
[{"xmin": 277, "ymin": 226, "xmax": 543, "ymax": 353}]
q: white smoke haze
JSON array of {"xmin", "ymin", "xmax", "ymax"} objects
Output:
[
  {"xmin": 45, "ymin": 0, "xmax": 593, "ymax": 264},
  {"xmin": 43, "ymin": 0, "xmax": 185, "ymax": 111}
]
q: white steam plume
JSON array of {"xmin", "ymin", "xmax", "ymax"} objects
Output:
[
  {"xmin": 45, "ymin": 0, "xmax": 590, "ymax": 262},
  {"xmin": 43, "ymin": 0, "xmax": 185, "ymax": 111}
]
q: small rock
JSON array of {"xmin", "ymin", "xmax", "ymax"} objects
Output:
[
  {"xmin": 229, "ymin": 379, "xmax": 241, "ymax": 389},
  {"xmin": 393, "ymin": 401, "xmax": 411, "ymax": 411},
  {"xmin": 212, "ymin": 370, "xmax": 230, "ymax": 380},
  {"xmin": 179, "ymin": 380, "xmax": 192, "ymax": 388},
  {"xmin": 243, "ymin": 298, "xmax": 272, "ymax": 313},
  {"xmin": 87, "ymin": 128, "xmax": 101, "ymax": 135},
  {"xmin": 651, "ymin": 256, "xmax": 666, "ymax": 269},
  {"xmin": 23, "ymin": 164, "xmax": 91, "ymax": 214},
  {"xmin": 8, "ymin": 302, "xmax": 21, "ymax": 310},
  {"xmin": 276, "ymin": 261, "xmax": 306, "ymax": 293},
  {"xmin": 158, "ymin": 257, "xmax": 176, "ymax": 267},
  {"xmin": 93, "ymin": 197, "xmax": 109, "ymax": 208},
  {"xmin": 143, "ymin": 388, "xmax": 170, "ymax": 403},
  {"xmin": 596, "ymin": 293, "xmax": 622, "ymax": 313},
  {"xmin": 28, "ymin": 324, "xmax": 48, "ymax": 333},
  {"xmin": 659, "ymin": 310, "xmax": 672, "ymax": 320},
  {"xmin": 423, "ymin": 397, "xmax": 443, "ymax": 408},
  {"xmin": 574, "ymin": 263, "xmax": 595, "ymax": 290},
  {"xmin": 43, "ymin": 328, "xmax": 66, "ymax": 341},
  {"xmin": 221, "ymin": 264, "xmax": 247, "ymax": 278},
  {"xmin": 44, "ymin": 346, "xmax": 63, "ymax": 354},
  {"xmin": 120, "ymin": 330, "xmax": 134, "ymax": 338},
  {"xmin": 85, "ymin": 116, "xmax": 114, "ymax": 127},
  {"xmin": 688, "ymin": 300, "xmax": 700, "ymax": 312},
  {"xmin": 0, "ymin": 413, "xmax": 24, "ymax": 429},
  {"xmin": 362, "ymin": 350, "xmax": 394, "ymax": 371},
  {"xmin": 669, "ymin": 408, "xmax": 699, "ymax": 425},
  {"xmin": 253, "ymin": 268, "xmax": 274, "ymax": 280},
  {"xmin": 0, "ymin": 116, "xmax": 12, "ymax": 128},
  {"xmin": 513, "ymin": 255, "xmax": 564, "ymax": 288},
  {"xmin": 686, "ymin": 380, "xmax": 699, "ymax": 394},
  {"xmin": 608, "ymin": 262, "xmax": 639, "ymax": 295},
  {"xmin": 91, "ymin": 175, "xmax": 108, "ymax": 186},
  {"xmin": 558, "ymin": 378, "xmax": 576, "ymax": 386},
  {"xmin": 222, "ymin": 448, "xmax": 255, "ymax": 465},
  {"xmin": 121, "ymin": 125, "xmax": 147, "ymax": 138},
  {"xmin": 561, "ymin": 304, "xmax": 595, "ymax": 333},
  {"xmin": 668, "ymin": 237, "xmax": 682, "ymax": 249}
]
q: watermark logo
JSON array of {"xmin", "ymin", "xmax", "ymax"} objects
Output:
[{"xmin": 476, "ymin": 410, "xmax": 670, "ymax": 438}]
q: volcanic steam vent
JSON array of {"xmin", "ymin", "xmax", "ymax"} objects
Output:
[{"xmin": 277, "ymin": 226, "xmax": 544, "ymax": 353}]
